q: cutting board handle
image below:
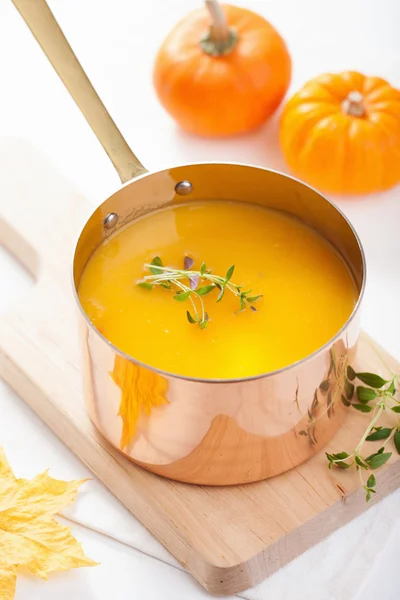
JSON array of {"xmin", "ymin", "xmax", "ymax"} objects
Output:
[
  {"xmin": 0, "ymin": 139, "xmax": 92, "ymax": 282},
  {"xmin": 11, "ymin": 0, "xmax": 147, "ymax": 184}
]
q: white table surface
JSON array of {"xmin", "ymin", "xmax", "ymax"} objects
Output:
[{"xmin": 0, "ymin": 1, "xmax": 399, "ymax": 599}]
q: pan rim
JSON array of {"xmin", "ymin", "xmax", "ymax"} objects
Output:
[{"xmin": 72, "ymin": 161, "xmax": 366, "ymax": 384}]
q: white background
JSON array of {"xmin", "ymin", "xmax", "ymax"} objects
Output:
[{"xmin": 0, "ymin": 1, "xmax": 399, "ymax": 599}]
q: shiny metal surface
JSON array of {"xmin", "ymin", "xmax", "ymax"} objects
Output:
[
  {"xmin": 74, "ymin": 164, "xmax": 365, "ymax": 485},
  {"xmin": 174, "ymin": 180, "xmax": 193, "ymax": 195},
  {"xmin": 103, "ymin": 212, "xmax": 119, "ymax": 229}
]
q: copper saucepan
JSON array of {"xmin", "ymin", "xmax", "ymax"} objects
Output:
[{"xmin": 13, "ymin": 0, "xmax": 366, "ymax": 485}]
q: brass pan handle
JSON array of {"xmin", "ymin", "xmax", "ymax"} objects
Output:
[{"xmin": 11, "ymin": 0, "xmax": 147, "ymax": 184}]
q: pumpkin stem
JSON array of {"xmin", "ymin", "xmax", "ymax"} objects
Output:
[
  {"xmin": 200, "ymin": 0, "xmax": 238, "ymax": 56},
  {"xmin": 342, "ymin": 91, "xmax": 366, "ymax": 118}
]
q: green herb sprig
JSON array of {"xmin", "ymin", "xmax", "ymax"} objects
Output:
[
  {"xmin": 137, "ymin": 255, "xmax": 263, "ymax": 329},
  {"xmin": 326, "ymin": 368, "xmax": 400, "ymax": 501}
]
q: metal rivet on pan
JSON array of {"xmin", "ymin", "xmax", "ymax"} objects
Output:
[
  {"xmin": 104, "ymin": 212, "xmax": 119, "ymax": 229},
  {"xmin": 175, "ymin": 181, "xmax": 193, "ymax": 195}
]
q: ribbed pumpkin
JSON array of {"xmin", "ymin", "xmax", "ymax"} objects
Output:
[
  {"xmin": 280, "ymin": 71, "xmax": 400, "ymax": 195},
  {"xmin": 153, "ymin": 1, "xmax": 291, "ymax": 137}
]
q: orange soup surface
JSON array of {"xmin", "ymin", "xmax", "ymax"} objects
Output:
[{"xmin": 78, "ymin": 201, "xmax": 358, "ymax": 379}]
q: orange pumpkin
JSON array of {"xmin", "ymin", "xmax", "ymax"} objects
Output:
[
  {"xmin": 153, "ymin": 1, "xmax": 291, "ymax": 137},
  {"xmin": 280, "ymin": 71, "xmax": 400, "ymax": 195}
]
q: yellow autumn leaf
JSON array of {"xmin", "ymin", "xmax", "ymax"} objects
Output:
[
  {"xmin": 0, "ymin": 447, "xmax": 97, "ymax": 598},
  {"xmin": 0, "ymin": 565, "xmax": 16, "ymax": 600}
]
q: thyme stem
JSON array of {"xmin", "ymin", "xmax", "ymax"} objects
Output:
[
  {"xmin": 137, "ymin": 256, "xmax": 263, "ymax": 329},
  {"xmin": 326, "ymin": 369, "xmax": 399, "ymax": 501}
]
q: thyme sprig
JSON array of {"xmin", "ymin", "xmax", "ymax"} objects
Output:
[
  {"xmin": 326, "ymin": 368, "xmax": 400, "ymax": 501},
  {"xmin": 137, "ymin": 255, "xmax": 262, "ymax": 329}
]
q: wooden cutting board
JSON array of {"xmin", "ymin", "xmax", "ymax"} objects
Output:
[{"xmin": 0, "ymin": 140, "xmax": 399, "ymax": 596}]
